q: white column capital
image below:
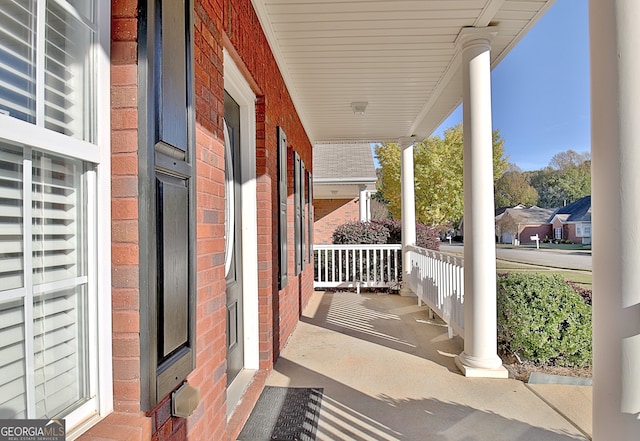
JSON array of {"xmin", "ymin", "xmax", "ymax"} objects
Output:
[
  {"xmin": 455, "ymin": 26, "xmax": 498, "ymax": 51},
  {"xmin": 398, "ymin": 136, "xmax": 416, "ymax": 149}
]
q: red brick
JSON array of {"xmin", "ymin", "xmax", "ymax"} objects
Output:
[
  {"xmin": 112, "ymin": 266, "xmax": 139, "ymax": 289},
  {"xmin": 111, "ymin": 108, "xmax": 138, "ymax": 130},
  {"xmin": 77, "ymin": 412, "xmax": 150, "ymax": 441},
  {"xmin": 112, "ymin": 153, "xmax": 138, "ymax": 175},
  {"xmin": 113, "ymin": 379, "xmax": 141, "ymax": 402},
  {"xmin": 112, "ymin": 18, "xmax": 138, "ymax": 41},
  {"xmin": 111, "ymin": 129, "xmax": 139, "ymax": 154},
  {"xmin": 112, "ymin": 243, "xmax": 139, "ymax": 265},
  {"xmin": 112, "ymin": 198, "xmax": 138, "ymax": 220},
  {"xmin": 112, "ymin": 65, "xmax": 138, "ymax": 87},
  {"xmin": 111, "ymin": 86, "xmax": 138, "ymax": 108},
  {"xmin": 112, "ymin": 220, "xmax": 139, "ymax": 243},
  {"xmin": 113, "ymin": 336, "xmax": 141, "ymax": 358},
  {"xmin": 112, "ymin": 0, "xmax": 139, "ymax": 18},
  {"xmin": 113, "ymin": 358, "xmax": 141, "ymax": 382},
  {"xmin": 111, "ymin": 41, "xmax": 138, "ymax": 65},
  {"xmin": 113, "ymin": 310, "xmax": 140, "ymax": 333}
]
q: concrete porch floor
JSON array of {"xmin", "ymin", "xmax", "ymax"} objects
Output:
[{"xmin": 265, "ymin": 291, "xmax": 591, "ymax": 441}]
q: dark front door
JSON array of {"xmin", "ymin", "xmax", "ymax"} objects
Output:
[{"xmin": 224, "ymin": 91, "xmax": 244, "ymax": 384}]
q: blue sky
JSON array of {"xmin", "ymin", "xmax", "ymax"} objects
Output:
[{"xmin": 433, "ymin": 0, "xmax": 590, "ymax": 171}]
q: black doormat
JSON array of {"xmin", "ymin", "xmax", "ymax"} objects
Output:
[{"xmin": 237, "ymin": 386, "xmax": 323, "ymax": 441}]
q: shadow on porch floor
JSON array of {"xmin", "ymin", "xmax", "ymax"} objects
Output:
[{"xmin": 265, "ymin": 291, "xmax": 590, "ymax": 441}]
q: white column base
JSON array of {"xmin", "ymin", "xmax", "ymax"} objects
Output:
[
  {"xmin": 400, "ymin": 286, "xmax": 416, "ymax": 297},
  {"xmin": 455, "ymin": 353, "xmax": 508, "ymax": 378}
]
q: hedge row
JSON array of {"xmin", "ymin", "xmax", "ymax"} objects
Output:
[{"xmin": 331, "ymin": 219, "xmax": 440, "ymax": 250}]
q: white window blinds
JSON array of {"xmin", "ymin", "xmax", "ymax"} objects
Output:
[
  {"xmin": 0, "ymin": 143, "xmax": 89, "ymax": 419},
  {"xmin": 0, "ymin": 0, "xmax": 95, "ymax": 142},
  {"xmin": 0, "ymin": 299, "xmax": 27, "ymax": 418},
  {"xmin": 32, "ymin": 151, "xmax": 85, "ymax": 284},
  {"xmin": 0, "ymin": 0, "xmax": 36, "ymax": 123},
  {"xmin": 0, "ymin": 143, "xmax": 24, "ymax": 290}
]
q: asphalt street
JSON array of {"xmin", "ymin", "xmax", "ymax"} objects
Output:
[{"xmin": 439, "ymin": 243, "xmax": 592, "ymax": 271}]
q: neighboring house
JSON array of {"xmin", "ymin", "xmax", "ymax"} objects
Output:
[
  {"xmin": 548, "ymin": 196, "xmax": 593, "ymax": 244},
  {"xmin": 313, "ymin": 143, "xmax": 377, "ymax": 244},
  {"xmin": 493, "ymin": 197, "xmax": 592, "ymax": 245},
  {"xmin": 495, "ymin": 205, "xmax": 555, "ymax": 244}
]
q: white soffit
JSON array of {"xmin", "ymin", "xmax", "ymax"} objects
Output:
[{"xmin": 252, "ymin": 0, "xmax": 555, "ymax": 143}]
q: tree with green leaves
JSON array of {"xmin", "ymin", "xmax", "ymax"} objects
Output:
[
  {"xmin": 527, "ymin": 150, "xmax": 591, "ymax": 208},
  {"xmin": 375, "ymin": 124, "xmax": 508, "ymax": 227},
  {"xmin": 494, "ymin": 164, "xmax": 539, "ymax": 208}
]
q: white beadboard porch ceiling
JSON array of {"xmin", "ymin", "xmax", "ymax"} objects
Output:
[{"xmin": 251, "ymin": 0, "xmax": 555, "ymax": 143}]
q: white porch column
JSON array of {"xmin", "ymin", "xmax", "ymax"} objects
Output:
[
  {"xmin": 365, "ymin": 190, "xmax": 371, "ymax": 221},
  {"xmin": 591, "ymin": 1, "xmax": 640, "ymax": 438},
  {"xmin": 454, "ymin": 27, "xmax": 507, "ymax": 378},
  {"xmin": 359, "ymin": 185, "xmax": 368, "ymax": 221},
  {"xmin": 399, "ymin": 136, "xmax": 416, "ymax": 297}
]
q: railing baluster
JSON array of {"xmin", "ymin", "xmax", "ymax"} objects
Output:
[
  {"xmin": 352, "ymin": 248, "xmax": 356, "ymax": 283},
  {"xmin": 323, "ymin": 249, "xmax": 327, "ymax": 283},
  {"xmin": 373, "ymin": 249, "xmax": 378, "ymax": 283},
  {"xmin": 345, "ymin": 249, "xmax": 350, "ymax": 282}
]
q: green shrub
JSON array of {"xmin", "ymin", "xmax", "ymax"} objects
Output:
[
  {"xmin": 497, "ymin": 273, "xmax": 592, "ymax": 367},
  {"xmin": 415, "ymin": 223, "xmax": 440, "ymax": 250},
  {"xmin": 332, "ymin": 221, "xmax": 389, "ymax": 244},
  {"xmin": 335, "ymin": 219, "xmax": 440, "ymax": 251}
]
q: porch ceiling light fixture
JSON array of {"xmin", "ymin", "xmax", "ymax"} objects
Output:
[{"xmin": 351, "ymin": 102, "xmax": 368, "ymax": 115}]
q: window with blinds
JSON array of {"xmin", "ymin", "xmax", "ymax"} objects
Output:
[
  {"xmin": 0, "ymin": 0, "xmax": 103, "ymax": 430},
  {"xmin": 0, "ymin": 143, "xmax": 89, "ymax": 419},
  {"xmin": 0, "ymin": 0, "xmax": 95, "ymax": 142}
]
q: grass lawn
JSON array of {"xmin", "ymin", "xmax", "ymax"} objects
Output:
[
  {"xmin": 497, "ymin": 243, "xmax": 592, "ymax": 251},
  {"xmin": 496, "ymin": 261, "xmax": 592, "ymax": 288}
]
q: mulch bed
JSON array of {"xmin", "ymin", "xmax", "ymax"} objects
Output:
[{"xmin": 501, "ymin": 352, "xmax": 592, "ymax": 382}]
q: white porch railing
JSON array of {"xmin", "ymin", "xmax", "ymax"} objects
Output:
[
  {"xmin": 406, "ymin": 245, "xmax": 464, "ymax": 338},
  {"xmin": 314, "ymin": 244, "xmax": 402, "ymax": 293}
]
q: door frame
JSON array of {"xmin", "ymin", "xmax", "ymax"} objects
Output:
[{"xmin": 223, "ymin": 50, "xmax": 259, "ymax": 399}]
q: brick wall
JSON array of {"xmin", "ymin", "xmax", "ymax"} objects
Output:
[
  {"xmin": 519, "ymin": 225, "xmax": 553, "ymax": 244},
  {"xmin": 222, "ymin": 1, "xmax": 314, "ymax": 437},
  {"xmin": 314, "ymin": 198, "xmax": 361, "ymax": 244},
  {"xmin": 78, "ymin": 1, "xmax": 150, "ymax": 439},
  {"xmin": 87, "ymin": 1, "xmax": 314, "ymax": 440},
  {"xmin": 109, "ymin": 0, "xmax": 142, "ymax": 416}
]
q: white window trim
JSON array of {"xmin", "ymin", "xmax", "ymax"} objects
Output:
[
  {"xmin": 87, "ymin": 0, "xmax": 114, "ymax": 427},
  {"xmin": 94, "ymin": 0, "xmax": 114, "ymax": 420},
  {"xmin": 0, "ymin": 117, "xmax": 101, "ymax": 163},
  {"xmin": 554, "ymin": 227, "xmax": 563, "ymax": 240},
  {"xmin": 223, "ymin": 50, "xmax": 259, "ymax": 375},
  {"xmin": 67, "ymin": 0, "xmax": 114, "ymax": 435}
]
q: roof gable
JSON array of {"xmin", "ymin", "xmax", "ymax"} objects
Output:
[
  {"xmin": 500, "ymin": 205, "xmax": 555, "ymax": 224},
  {"xmin": 549, "ymin": 196, "xmax": 592, "ymax": 223},
  {"xmin": 313, "ymin": 142, "xmax": 377, "ymax": 183}
]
